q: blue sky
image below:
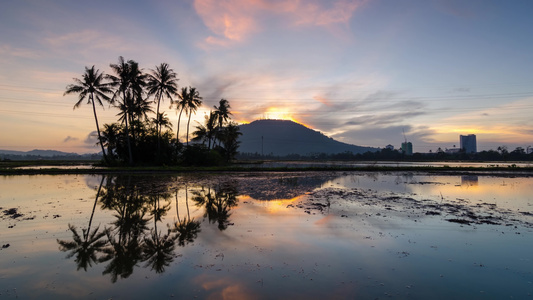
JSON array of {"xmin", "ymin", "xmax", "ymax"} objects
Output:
[{"xmin": 1, "ymin": 0, "xmax": 532, "ymax": 153}]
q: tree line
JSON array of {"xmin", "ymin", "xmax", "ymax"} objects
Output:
[
  {"xmin": 64, "ymin": 56, "xmax": 241, "ymax": 166},
  {"xmin": 237, "ymin": 146, "xmax": 533, "ymax": 162}
]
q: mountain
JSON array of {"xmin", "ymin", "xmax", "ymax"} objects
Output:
[
  {"xmin": 0, "ymin": 149, "xmax": 101, "ymax": 160},
  {"xmin": 237, "ymin": 119, "xmax": 377, "ymax": 156}
]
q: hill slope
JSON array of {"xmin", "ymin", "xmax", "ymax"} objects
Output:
[{"xmin": 238, "ymin": 119, "xmax": 377, "ymax": 156}]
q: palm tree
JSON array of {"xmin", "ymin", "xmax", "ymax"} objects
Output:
[
  {"xmin": 147, "ymin": 63, "xmax": 178, "ymax": 152},
  {"xmin": 219, "ymin": 121, "xmax": 242, "ymax": 162},
  {"xmin": 108, "ymin": 57, "xmax": 134, "ymax": 165},
  {"xmin": 64, "ymin": 66, "xmax": 112, "ymax": 164},
  {"xmin": 173, "ymin": 87, "xmax": 188, "ymax": 143},
  {"xmin": 100, "ymin": 123, "xmax": 121, "ymax": 161},
  {"xmin": 183, "ymin": 87, "xmax": 203, "ymax": 145},
  {"xmin": 192, "ymin": 111, "xmax": 217, "ymax": 149},
  {"xmin": 213, "ymin": 99, "xmax": 232, "ymax": 147}
]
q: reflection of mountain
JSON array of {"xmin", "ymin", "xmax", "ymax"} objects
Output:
[
  {"xmin": 238, "ymin": 120, "xmax": 377, "ymax": 156},
  {"xmin": 236, "ymin": 173, "xmax": 339, "ymax": 200}
]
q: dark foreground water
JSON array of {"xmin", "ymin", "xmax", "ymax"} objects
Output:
[{"xmin": 1, "ymin": 172, "xmax": 532, "ymax": 299}]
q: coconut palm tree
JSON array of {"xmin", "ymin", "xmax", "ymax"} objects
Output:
[
  {"xmin": 108, "ymin": 57, "xmax": 134, "ymax": 165},
  {"xmin": 183, "ymin": 87, "xmax": 203, "ymax": 145},
  {"xmin": 64, "ymin": 66, "xmax": 112, "ymax": 163},
  {"xmin": 173, "ymin": 87, "xmax": 188, "ymax": 143},
  {"xmin": 147, "ymin": 63, "xmax": 178, "ymax": 152},
  {"xmin": 100, "ymin": 123, "xmax": 121, "ymax": 161},
  {"xmin": 213, "ymin": 99, "xmax": 232, "ymax": 147},
  {"xmin": 219, "ymin": 121, "xmax": 242, "ymax": 162},
  {"xmin": 192, "ymin": 111, "xmax": 217, "ymax": 149}
]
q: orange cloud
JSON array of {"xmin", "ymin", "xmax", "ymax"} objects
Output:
[
  {"xmin": 194, "ymin": 0, "xmax": 364, "ymax": 46},
  {"xmin": 313, "ymin": 95, "xmax": 333, "ymax": 106}
]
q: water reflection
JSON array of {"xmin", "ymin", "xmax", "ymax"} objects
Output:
[
  {"xmin": 57, "ymin": 176, "xmax": 108, "ymax": 271},
  {"xmin": 56, "ymin": 174, "xmax": 335, "ymax": 281},
  {"xmin": 58, "ymin": 175, "xmax": 197, "ymax": 282},
  {"xmin": 174, "ymin": 186, "xmax": 201, "ymax": 246},
  {"xmin": 192, "ymin": 183, "xmax": 238, "ymax": 231},
  {"xmin": 461, "ymin": 175, "xmax": 479, "ymax": 186},
  {"xmin": 0, "ymin": 172, "xmax": 531, "ymax": 298}
]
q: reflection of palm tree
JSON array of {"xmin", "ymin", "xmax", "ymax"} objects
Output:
[
  {"xmin": 193, "ymin": 184, "xmax": 238, "ymax": 231},
  {"xmin": 57, "ymin": 224, "xmax": 109, "ymax": 271},
  {"xmin": 57, "ymin": 176, "xmax": 108, "ymax": 271},
  {"xmin": 64, "ymin": 66, "xmax": 112, "ymax": 164},
  {"xmin": 142, "ymin": 228, "xmax": 177, "ymax": 273},
  {"xmin": 99, "ymin": 176, "xmax": 150, "ymax": 282},
  {"xmin": 173, "ymin": 187, "xmax": 201, "ymax": 246},
  {"xmin": 101, "ymin": 232, "xmax": 144, "ymax": 283},
  {"xmin": 142, "ymin": 193, "xmax": 177, "ymax": 272}
]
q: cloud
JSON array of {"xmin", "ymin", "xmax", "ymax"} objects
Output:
[
  {"xmin": 63, "ymin": 136, "xmax": 79, "ymax": 143},
  {"xmin": 0, "ymin": 45, "xmax": 41, "ymax": 60},
  {"xmin": 194, "ymin": 0, "xmax": 364, "ymax": 47},
  {"xmin": 83, "ymin": 131, "xmax": 99, "ymax": 148}
]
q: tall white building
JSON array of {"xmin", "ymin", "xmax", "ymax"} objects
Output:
[{"xmin": 460, "ymin": 134, "xmax": 477, "ymax": 153}]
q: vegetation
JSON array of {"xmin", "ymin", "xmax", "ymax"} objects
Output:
[
  {"xmin": 65, "ymin": 57, "xmax": 241, "ymax": 166},
  {"xmin": 238, "ymin": 145, "xmax": 533, "ymax": 162}
]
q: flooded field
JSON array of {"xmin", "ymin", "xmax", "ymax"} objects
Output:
[{"xmin": 1, "ymin": 172, "xmax": 532, "ymax": 299}]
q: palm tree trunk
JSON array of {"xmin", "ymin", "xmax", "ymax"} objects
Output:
[
  {"xmin": 122, "ymin": 91, "xmax": 133, "ymax": 165},
  {"xmin": 176, "ymin": 106, "xmax": 184, "ymax": 143},
  {"xmin": 186, "ymin": 113, "xmax": 192, "ymax": 145},
  {"xmin": 156, "ymin": 95, "xmax": 161, "ymax": 155},
  {"xmin": 90, "ymin": 94, "xmax": 109, "ymax": 164}
]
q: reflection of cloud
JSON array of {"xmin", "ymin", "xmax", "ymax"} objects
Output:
[{"xmin": 193, "ymin": 274, "xmax": 256, "ymax": 300}]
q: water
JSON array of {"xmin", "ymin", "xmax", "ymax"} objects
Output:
[{"xmin": 1, "ymin": 172, "xmax": 532, "ymax": 299}]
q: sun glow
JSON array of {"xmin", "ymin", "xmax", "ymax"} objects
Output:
[{"xmin": 264, "ymin": 107, "xmax": 295, "ymax": 121}]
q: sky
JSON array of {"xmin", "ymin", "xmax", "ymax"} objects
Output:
[{"xmin": 1, "ymin": 0, "xmax": 533, "ymax": 154}]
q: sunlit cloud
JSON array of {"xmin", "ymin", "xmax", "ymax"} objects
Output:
[{"xmin": 194, "ymin": 0, "xmax": 364, "ymax": 47}]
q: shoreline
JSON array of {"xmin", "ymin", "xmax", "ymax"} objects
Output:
[{"xmin": 1, "ymin": 164, "xmax": 533, "ymax": 176}]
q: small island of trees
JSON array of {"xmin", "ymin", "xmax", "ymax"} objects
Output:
[{"xmin": 65, "ymin": 57, "xmax": 241, "ymax": 166}]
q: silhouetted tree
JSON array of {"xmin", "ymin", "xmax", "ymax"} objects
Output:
[
  {"xmin": 147, "ymin": 63, "xmax": 179, "ymax": 154},
  {"xmin": 64, "ymin": 66, "xmax": 112, "ymax": 163},
  {"xmin": 182, "ymin": 87, "xmax": 203, "ymax": 145}
]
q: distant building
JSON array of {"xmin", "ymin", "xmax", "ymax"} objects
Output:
[
  {"xmin": 401, "ymin": 142, "xmax": 413, "ymax": 155},
  {"xmin": 460, "ymin": 134, "xmax": 477, "ymax": 153},
  {"xmin": 385, "ymin": 144, "xmax": 395, "ymax": 151},
  {"xmin": 445, "ymin": 148, "xmax": 460, "ymax": 154}
]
